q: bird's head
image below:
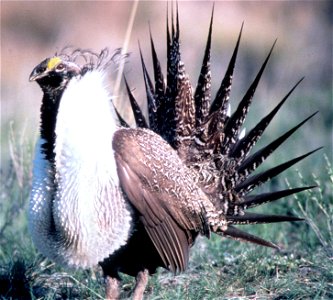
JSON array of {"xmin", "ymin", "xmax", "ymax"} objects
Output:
[
  {"xmin": 29, "ymin": 48, "xmax": 120, "ymax": 95},
  {"xmin": 29, "ymin": 56, "xmax": 82, "ymax": 93}
]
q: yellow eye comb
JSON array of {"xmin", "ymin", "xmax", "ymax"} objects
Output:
[{"xmin": 47, "ymin": 57, "xmax": 62, "ymax": 70}]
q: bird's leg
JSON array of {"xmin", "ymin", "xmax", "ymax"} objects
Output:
[
  {"xmin": 132, "ymin": 269, "xmax": 149, "ymax": 300},
  {"xmin": 105, "ymin": 275, "xmax": 120, "ymax": 300}
]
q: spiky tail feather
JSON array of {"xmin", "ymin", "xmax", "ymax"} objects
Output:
[{"xmin": 120, "ymin": 7, "xmax": 318, "ymax": 248}]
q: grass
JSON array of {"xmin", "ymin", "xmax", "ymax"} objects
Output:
[
  {"xmin": 1, "ymin": 2, "xmax": 331, "ymax": 299},
  {"xmin": 0, "ymin": 122, "xmax": 332, "ymax": 300}
]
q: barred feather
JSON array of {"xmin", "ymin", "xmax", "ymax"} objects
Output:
[
  {"xmin": 120, "ymin": 7, "xmax": 318, "ymax": 248},
  {"xmin": 194, "ymin": 7, "xmax": 213, "ymax": 127},
  {"xmin": 124, "ymin": 76, "xmax": 148, "ymax": 128},
  {"xmin": 29, "ymin": 6, "xmax": 320, "ymax": 299},
  {"xmin": 230, "ymin": 78, "xmax": 304, "ymax": 160}
]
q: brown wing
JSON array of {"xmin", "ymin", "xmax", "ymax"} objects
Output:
[{"xmin": 112, "ymin": 128, "xmax": 210, "ymax": 273}]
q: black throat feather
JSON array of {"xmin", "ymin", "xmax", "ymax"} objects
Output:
[{"xmin": 40, "ymin": 88, "xmax": 64, "ymax": 163}]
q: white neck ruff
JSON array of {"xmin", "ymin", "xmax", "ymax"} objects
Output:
[{"xmin": 29, "ymin": 70, "xmax": 132, "ymax": 268}]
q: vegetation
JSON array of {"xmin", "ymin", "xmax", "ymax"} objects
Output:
[
  {"xmin": 2, "ymin": 1, "xmax": 331, "ymax": 299},
  {"xmin": 0, "ymin": 121, "xmax": 332, "ymax": 300}
]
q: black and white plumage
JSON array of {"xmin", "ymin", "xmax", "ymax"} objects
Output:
[{"xmin": 29, "ymin": 8, "xmax": 318, "ymax": 300}]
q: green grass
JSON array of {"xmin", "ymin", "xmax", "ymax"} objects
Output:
[{"xmin": 0, "ymin": 130, "xmax": 332, "ymax": 299}]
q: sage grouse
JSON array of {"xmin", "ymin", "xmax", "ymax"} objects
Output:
[{"xmin": 29, "ymin": 8, "xmax": 318, "ymax": 300}]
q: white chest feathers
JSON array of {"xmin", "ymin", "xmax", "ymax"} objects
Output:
[{"xmin": 29, "ymin": 70, "xmax": 133, "ymax": 268}]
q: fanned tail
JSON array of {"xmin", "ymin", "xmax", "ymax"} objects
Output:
[
  {"xmin": 124, "ymin": 76, "xmax": 148, "ymax": 128},
  {"xmin": 120, "ymin": 6, "xmax": 318, "ymax": 249},
  {"xmin": 194, "ymin": 6, "xmax": 214, "ymax": 127},
  {"xmin": 240, "ymin": 186, "xmax": 316, "ymax": 209},
  {"xmin": 229, "ymin": 78, "xmax": 304, "ymax": 160},
  {"xmin": 220, "ymin": 40, "xmax": 276, "ymax": 157},
  {"xmin": 235, "ymin": 148, "xmax": 321, "ymax": 194},
  {"xmin": 219, "ymin": 225, "xmax": 279, "ymax": 249}
]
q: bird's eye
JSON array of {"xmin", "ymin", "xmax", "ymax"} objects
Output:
[{"xmin": 56, "ymin": 63, "xmax": 65, "ymax": 71}]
